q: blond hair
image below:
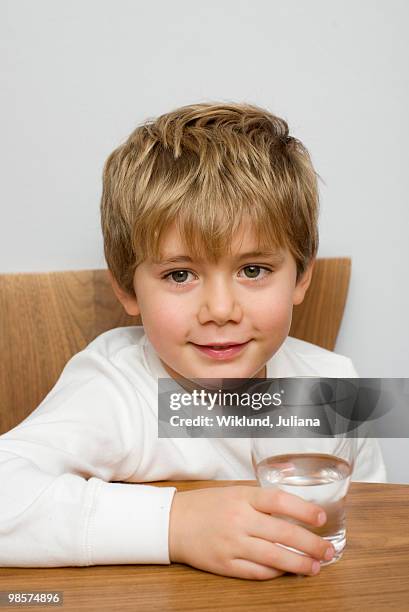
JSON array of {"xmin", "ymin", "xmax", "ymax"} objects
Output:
[{"xmin": 100, "ymin": 101, "xmax": 319, "ymax": 295}]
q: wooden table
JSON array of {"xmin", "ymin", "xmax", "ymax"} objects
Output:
[{"xmin": 0, "ymin": 481, "xmax": 408, "ymax": 611}]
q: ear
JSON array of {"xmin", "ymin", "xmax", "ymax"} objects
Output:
[
  {"xmin": 107, "ymin": 269, "xmax": 140, "ymax": 316},
  {"xmin": 292, "ymin": 259, "xmax": 315, "ymax": 306}
]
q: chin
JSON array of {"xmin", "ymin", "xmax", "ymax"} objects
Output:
[{"xmin": 194, "ymin": 368, "xmax": 250, "ymax": 382}]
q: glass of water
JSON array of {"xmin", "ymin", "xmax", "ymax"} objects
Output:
[{"xmin": 251, "ymin": 435, "xmax": 358, "ymax": 565}]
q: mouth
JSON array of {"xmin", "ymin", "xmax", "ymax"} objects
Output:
[{"xmin": 190, "ymin": 341, "xmax": 251, "ymax": 360}]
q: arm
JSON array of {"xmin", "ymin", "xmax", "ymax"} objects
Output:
[
  {"xmin": 343, "ymin": 358, "xmax": 388, "ymax": 483},
  {"xmin": 0, "ymin": 348, "xmax": 176, "ymax": 567},
  {"xmin": 352, "ymin": 436, "xmax": 387, "ymax": 483}
]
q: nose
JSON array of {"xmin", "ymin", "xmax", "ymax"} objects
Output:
[{"xmin": 197, "ymin": 276, "xmax": 243, "ymax": 325}]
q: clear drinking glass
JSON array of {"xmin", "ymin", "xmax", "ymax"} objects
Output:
[{"xmin": 251, "ymin": 435, "xmax": 357, "ymax": 565}]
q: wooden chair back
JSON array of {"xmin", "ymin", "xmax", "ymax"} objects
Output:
[{"xmin": 0, "ymin": 258, "xmax": 351, "ymax": 433}]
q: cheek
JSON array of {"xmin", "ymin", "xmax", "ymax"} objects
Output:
[
  {"xmin": 139, "ymin": 294, "xmax": 189, "ymax": 342},
  {"xmin": 253, "ymin": 292, "xmax": 293, "ymax": 334}
]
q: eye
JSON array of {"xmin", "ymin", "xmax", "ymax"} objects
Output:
[
  {"xmin": 161, "ymin": 265, "xmax": 272, "ymax": 288},
  {"xmin": 162, "ymin": 270, "xmax": 196, "ymax": 286},
  {"xmin": 239, "ymin": 265, "xmax": 272, "ymax": 282}
]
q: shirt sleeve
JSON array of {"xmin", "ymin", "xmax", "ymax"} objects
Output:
[
  {"xmin": 0, "ymin": 348, "xmax": 176, "ymax": 567},
  {"xmin": 342, "ymin": 357, "xmax": 388, "ymax": 483}
]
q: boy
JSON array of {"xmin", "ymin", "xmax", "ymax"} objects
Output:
[{"xmin": 0, "ymin": 102, "xmax": 386, "ymax": 580}]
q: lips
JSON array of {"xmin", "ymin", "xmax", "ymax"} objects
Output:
[
  {"xmin": 191, "ymin": 341, "xmax": 251, "ymax": 360},
  {"xmin": 195, "ymin": 342, "xmax": 248, "ymax": 348}
]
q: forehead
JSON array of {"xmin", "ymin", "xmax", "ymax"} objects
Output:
[{"xmin": 152, "ymin": 220, "xmax": 282, "ymax": 263}]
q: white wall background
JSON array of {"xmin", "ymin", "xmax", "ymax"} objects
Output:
[{"xmin": 1, "ymin": 0, "xmax": 408, "ymax": 481}]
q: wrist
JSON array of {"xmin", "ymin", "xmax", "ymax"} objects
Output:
[{"xmin": 168, "ymin": 491, "xmax": 184, "ymax": 563}]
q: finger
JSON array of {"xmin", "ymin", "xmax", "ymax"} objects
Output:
[
  {"xmin": 251, "ymin": 486, "xmax": 327, "ymax": 527},
  {"xmin": 229, "ymin": 558, "xmax": 285, "ymax": 581},
  {"xmin": 239, "ymin": 535, "xmax": 321, "ymax": 577},
  {"xmin": 249, "ymin": 511, "xmax": 334, "ymax": 562}
]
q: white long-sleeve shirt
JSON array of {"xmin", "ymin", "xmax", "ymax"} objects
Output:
[{"xmin": 0, "ymin": 326, "xmax": 387, "ymax": 567}]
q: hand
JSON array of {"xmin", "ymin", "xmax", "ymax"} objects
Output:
[{"xmin": 168, "ymin": 485, "xmax": 335, "ymax": 580}]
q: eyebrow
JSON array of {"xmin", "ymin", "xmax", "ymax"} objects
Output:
[{"xmin": 152, "ymin": 250, "xmax": 285, "ymax": 266}]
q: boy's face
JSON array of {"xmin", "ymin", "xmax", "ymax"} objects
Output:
[{"xmin": 110, "ymin": 221, "xmax": 314, "ymax": 385}]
